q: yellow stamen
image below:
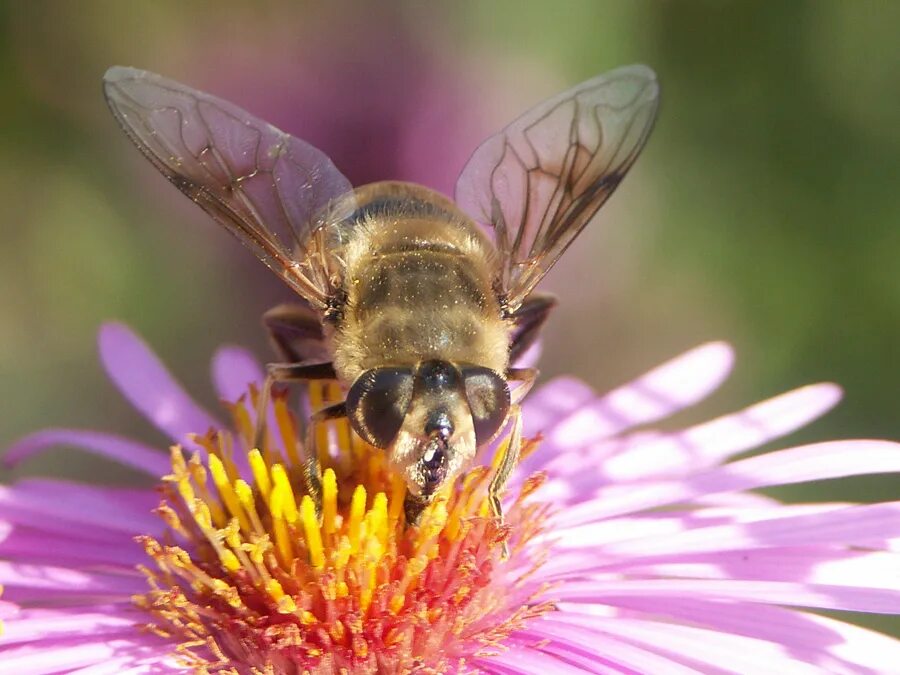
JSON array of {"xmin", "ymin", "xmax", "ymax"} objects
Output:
[
  {"xmin": 219, "ymin": 549, "xmax": 241, "ymax": 573},
  {"xmin": 309, "ymin": 384, "xmax": 330, "ymax": 465},
  {"xmin": 230, "ymin": 401, "xmax": 255, "ymax": 450},
  {"xmin": 248, "ymin": 449, "xmax": 272, "ymax": 500},
  {"xmin": 234, "ymin": 479, "xmax": 265, "ymax": 536},
  {"xmin": 322, "ymin": 468, "xmax": 338, "ymax": 536},
  {"xmin": 300, "ymin": 495, "xmax": 325, "ymax": 569},
  {"xmin": 207, "ymin": 454, "xmax": 251, "ymax": 533},
  {"xmin": 269, "ymin": 485, "xmax": 294, "ymax": 568},
  {"xmin": 188, "ymin": 455, "xmax": 226, "ymax": 528},
  {"xmin": 270, "ymin": 464, "xmax": 298, "ymax": 523},
  {"xmin": 347, "ymin": 485, "xmax": 367, "ymax": 554},
  {"xmin": 273, "ymin": 396, "xmax": 301, "ymax": 467},
  {"xmin": 265, "ymin": 578, "xmax": 297, "ymax": 614},
  {"xmin": 369, "ymin": 492, "xmax": 388, "ymax": 549},
  {"xmin": 388, "ymin": 472, "xmax": 406, "ymax": 527},
  {"xmin": 416, "ymin": 499, "xmax": 448, "ymax": 560}
]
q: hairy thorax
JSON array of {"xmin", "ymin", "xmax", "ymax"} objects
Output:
[{"xmin": 328, "ymin": 184, "xmax": 509, "ymax": 384}]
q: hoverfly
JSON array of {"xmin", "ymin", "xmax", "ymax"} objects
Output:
[{"xmin": 103, "ymin": 65, "xmax": 658, "ymax": 527}]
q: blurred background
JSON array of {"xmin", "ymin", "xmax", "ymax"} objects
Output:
[{"xmin": 0, "ymin": 0, "xmax": 897, "ymax": 629}]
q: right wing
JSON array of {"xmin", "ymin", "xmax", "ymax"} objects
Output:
[
  {"xmin": 103, "ymin": 66, "xmax": 355, "ymax": 308},
  {"xmin": 456, "ymin": 65, "xmax": 659, "ymax": 310}
]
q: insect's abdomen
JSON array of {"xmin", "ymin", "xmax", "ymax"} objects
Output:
[{"xmin": 329, "ymin": 182, "xmax": 510, "ymax": 383}]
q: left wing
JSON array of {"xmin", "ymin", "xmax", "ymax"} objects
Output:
[
  {"xmin": 103, "ymin": 67, "xmax": 354, "ymax": 308},
  {"xmin": 455, "ymin": 65, "xmax": 659, "ymax": 310}
]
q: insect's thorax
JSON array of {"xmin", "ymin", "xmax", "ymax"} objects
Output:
[{"xmin": 328, "ymin": 182, "xmax": 510, "ymax": 384}]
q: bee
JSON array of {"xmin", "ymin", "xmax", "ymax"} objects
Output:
[{"xmin": 103, "ymin": 65, "xmax": 658, "ymax": 528}]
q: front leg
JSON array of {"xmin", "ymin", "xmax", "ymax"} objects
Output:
[
  {"xmin": 488, "ymin": 403, "xmax": 523, "ymax": 560},
  {"xmin": 252, "ymin": 361, "xmax": 337, "ymax": 451},
  {"xmin": 303, "ymin": 401, "xmax": 347, "ymax": 518}
]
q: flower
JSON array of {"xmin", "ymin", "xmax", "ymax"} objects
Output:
[{"xmin": 1, "ymin": 323, "xmax": 899, "ymax": 673}]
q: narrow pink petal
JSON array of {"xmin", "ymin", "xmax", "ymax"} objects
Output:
[
  {"xmin": 544, "ymin": 342, "xmax": 734, "ymax": 447},
  {"xmin": 0, "ymin": 526, "xmax": 145, "ymax": 566},
  {"xmin": 211, "ymin": 345, "xmax": 265, "ymax": 403},
  {"xmin": 68, "ymin": 657, "xmax": 177, "ymax": 675},
  {"xmin": 472, "ymin": 643, "xmax": 596, "ymax": 674},
  {"xmin": 0, "ymin": 479, "xmax": 160, "ymax": 535},
  {"xmin": 98, "ymin": 322, "xmax": 221, "ymax": 446},
  {"xmin": 552, "ymin": 578, "xmax": 900, "ymax": 613},
  {"xmin": 556, "ymin": 440, "xmax": 900, "ymax": 523},
  {"xmin": 523, "ymin": 376, "xmax": 595, "ymax": 438},
  {"xmin": 553, "ymin": 502, "xmax": 900, "ymax": 558},
  {"xmin": 516, "ymin": 621, "xmax": 702, "ymax": 674},
  {"xmin": 574, "ymin": 597, "xmax": 900, "ymax": 672},
  {"xmin": 545, "ymin": 501, "xmax": 841, "ymax": 547},
  {"xmin": 0, "ymin": 561, "xmax": 144, "ymax": 595},
  {"xmin": 548, "ymin": 615, "xmax": 831, "ymax": 675},
  {"xmin": 501, "ymin": 632, "xmax": 630, "ymax": 674},
  {"xmin": 0, "ymin": 636, "xmax": 173, "ymax": 675},
  {"xmin": 3, "ymin": 428, "xmax": 170, "ymax": 476},
  {"xmin": 610, "ymin": 549, "xmax": 900, "ymax": 587},
  {"xmin": 601, "ymin": 383, "xmax": 843, "ymax": 480},
  {"xmin": 1, "ymin": 611, "xmax": 139, "ymax": 644},
  {"xmin": 0, "ymin": 600, "xmax": 20, "ymax": 619}
]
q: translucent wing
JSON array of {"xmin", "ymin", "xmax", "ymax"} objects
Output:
[
  {"xmin": 455, "ymin": 65, "xmax": 659, "ymax": 310},
  {"xmin": 103, "ymin": 66, "xmax": 355, "ymax": 309}
]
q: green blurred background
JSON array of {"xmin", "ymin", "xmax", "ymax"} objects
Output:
[{"xmin": 1, "ymin": 0, "xmax": 897, "ymax": 631}]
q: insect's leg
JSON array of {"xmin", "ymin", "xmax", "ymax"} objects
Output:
[
  {"xmin": 253, "ymin": 361, "xmax": 337, "ymax": 451},
  {"xmin": 506, "ymin": 367, "xmax": 538, "ymax": 405},
  {"xmin": 507, "ymin": 292, "xmax": 557, "ymax": 364},
  {"xmin": 303, "ymin": 401, "xmax": 347, "ymax": 517},
  {"xmin": 263, "ymin": 302, "xmax": 329, "ymax": 363},
  {"xmin": 488, "ymin": 403, "xmax": 523, "ymax": 560}
]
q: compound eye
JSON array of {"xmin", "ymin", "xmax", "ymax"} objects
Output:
[
  {"xmin": 346, "ymin": 368, "xmax": 414, "ymax": 448},
  {"xmin": 462, "ymin": 367, "xmax": 510, "ymax": 446}
]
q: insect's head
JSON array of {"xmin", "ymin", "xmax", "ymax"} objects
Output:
[{"xmin": 345, "ymin": 360, "xmax": 510, "ymax": 515}]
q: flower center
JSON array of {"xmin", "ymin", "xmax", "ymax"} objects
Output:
[{"xmin": 134, "ymin": 384, "xmax": 552, "ymax": 674}]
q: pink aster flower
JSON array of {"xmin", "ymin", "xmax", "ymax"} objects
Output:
[{"xmin": 2, "ymin": 323, "xmax": 899, "ymax": 673}]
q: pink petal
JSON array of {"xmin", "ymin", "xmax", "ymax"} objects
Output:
[
  {"xmin": 68, "ymin": 658, "xmax": 178, "ymax": 675},
  {"xmin": 0, "ymin": 526, "xmax": 145, "ymax": 567},
  {"xmin": 211, "ymin": 345, "xmax": 264, "ymax": 403},
  {"xmin": 1, "ymin": 610, "xmax": 140, "ymax": 644},
  {"xmin": 0, "ymin": 479, "xmax": 160, "ymax": 535},
  {"xmin": 523, "ymin": 376, "xmax": 595, "ymax": 438},
  {"xmin": 552, "ymin": 502, "xmax": 900, "ymax": 557},
  {"xmin": 600, "ymin": 383, "xmax": 842, "ymax": 480},
  {"xmin": 0, "ymin": 561, "xmax": 144, "ymax": 595},
  {"xmin": 0, "ymin": 600, "xmax": 20, "ymax": 619},
  {"xmin": 577, "ymin": 597, "xmax": 900, "ymax": 672},
  {"xmin": 500, "ymin": 632, "xmax": 628, "ymax": 674},
  {"xmin": 555, "ymin": 440, "xmax": 900, "ymax": 524},
  {"xmin": 544, "ymin": 342, "xmax": 734, "ymax": 448},
  {"xmin": 552, "ymin": 578, "xmax": 900, "ymax": 613},
  {"xmin": 548, "ymin": 615, "xmax": 831, "ymax": 675},
  {"xmin": 3, "ymin": 429, "xmax": 169, "ymax": 476},
  {"xmin": 610, "ymin": 548, "xmax": 900, "ymax": 587},
  {"xmin": 98, "ymin": 322, "xmax": 221, "ymax": 446},
  {"xmin": 515, "ymin": 621, "xmax": 701, "ymax": 674},
  {"xmin": 473, "ymin": 643, "xmax": 597, "ymax": 674},
  {"xmin": 69, "ymin": 658, "xmax": 179, "ymax": 674},
  {"xmin": 0, "ymin": 636, "xmax": 173, "ymax": 675}
]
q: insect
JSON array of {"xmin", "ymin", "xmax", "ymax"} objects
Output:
[{"xmin": 103, "ymin": 64, "xmax": 659, "ymax": 529}]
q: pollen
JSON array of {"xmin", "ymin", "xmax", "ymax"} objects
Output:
[{"xmin": 135, "ymin": 387, "xmax": 552, "ymax": 674}]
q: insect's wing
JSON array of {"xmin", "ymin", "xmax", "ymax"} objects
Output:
[
  {"xmin": 103, "ymin": 67, "xmax": 355, "ymax": 308},
  {"xmin": 455, "ymin": 65, "xmax": 659, "ymax": 310}
]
